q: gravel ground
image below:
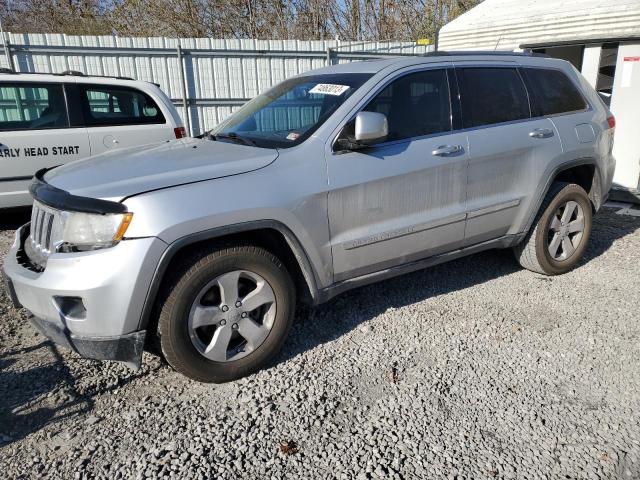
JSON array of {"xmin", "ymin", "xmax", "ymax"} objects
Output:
[{"xmin": 1, "ymin": 206, "xmax": 639, "ymax": 480}]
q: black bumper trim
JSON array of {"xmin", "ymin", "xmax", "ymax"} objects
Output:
[
  {"xmin": 29, "ymin": 315, "xmax": 145, "ymax": 369},
  {"xmin": 3, "ymin": 274, "xmax": 22, "ymax": 309}
]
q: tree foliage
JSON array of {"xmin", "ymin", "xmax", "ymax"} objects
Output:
[{"xmin": 1, "ymin": 0, "xmax": 481, "ymax": 42}]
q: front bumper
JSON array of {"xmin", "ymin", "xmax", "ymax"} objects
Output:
[
  {"xmin": 30, "ymin": 314, "xmax": 146, "ymax": 369},
  {"xmin": 3, "ymin": 224, "xmax": 167, "ymax": 368}
]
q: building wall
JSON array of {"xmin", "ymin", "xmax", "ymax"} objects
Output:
[
  {"xmin": 610, "ymin": 43, "xmax": 640, "ymax": 190},
  {"xmin": 581, "ymin": 46, "xmax": 602, "ymax": 88}
]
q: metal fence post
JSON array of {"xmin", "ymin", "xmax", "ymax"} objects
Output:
[
  {"xmin": 3, "ymin": 36, "xmax": 14, "ymax": 71},
  {"xmin": 176, "ymin": 44, "xmax": 192, "ymax": 136},
  {"xmin": 0, "ymin": 20, "xmax": 15, "ymax": 71}
]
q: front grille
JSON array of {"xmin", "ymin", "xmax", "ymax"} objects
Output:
[{"xmin": 24, "ymin": 202, "xmax": 57, "ymax": 271}]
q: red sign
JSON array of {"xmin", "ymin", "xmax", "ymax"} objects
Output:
[{"xmin": 623, "ymin": 56, "xmax": 640, "ymax": 62}]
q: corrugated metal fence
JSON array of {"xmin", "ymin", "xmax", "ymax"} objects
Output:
[{"xmin": 0, "ymin": 33, "xmax": 432, "ymax": 135}]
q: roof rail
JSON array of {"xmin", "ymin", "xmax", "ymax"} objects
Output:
[
  {"xmin": 423, "ymin": 50, "xmax": 550, "ymax": 58},
  {"xmin": 57, "ymin": 70, "xmax": 134, "ymax": 81},
  {"xmin": 60, "ymin": 70, "xmax": 86, "ymax": 76},
  {"xmin": 0, "ymin": 70, "xmax": 136, "ymax": 81}
]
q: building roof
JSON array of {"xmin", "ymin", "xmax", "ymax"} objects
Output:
[{"xmin": 439, "ymin": 0, "xmax": 640, "ymax": 51}]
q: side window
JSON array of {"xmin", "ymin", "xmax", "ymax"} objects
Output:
[
  {"xmin": 364, "ymin": 69, "xmax": 451, "ymax": 142},
  {"xmin": 523, "ymin": 68, "xmax": 587, "ymax": 116},
  {"xmin": 458, "ymin": 68, "xmax": 530, "ymax": 128},
  {"xmin": 79, "ymin": 85, "xmax": 165, "ymax": 126},
  {"xmin": 0, "ymin": 83, "xmax": 68, "ymax": 131}
]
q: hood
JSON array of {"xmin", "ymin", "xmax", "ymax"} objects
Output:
[{"xmin": 44, "ymin": 137, "xmax": 278, "ymax": 202}]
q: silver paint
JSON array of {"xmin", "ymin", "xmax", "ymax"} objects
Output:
[{"xmin": 4, "ymin": 53, "xmax": 616, "ymax": 364}]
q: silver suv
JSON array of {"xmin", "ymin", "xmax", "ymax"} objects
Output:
[{"xmin": 3, "ymin": 52, "xmax": 616, "ymax": 382}]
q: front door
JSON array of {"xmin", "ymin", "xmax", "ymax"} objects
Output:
[{"xmin": 327, "ymin": 66, "xmax": 468, "ymax": 282}]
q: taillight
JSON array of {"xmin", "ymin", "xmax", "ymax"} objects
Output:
[
  {"xmin": 174, "ymin": 126, "xmax": 187, "ymax": 139},
  {"xmin": 607, "ymin": 116, "xmax": 616, "ymax": 130}
]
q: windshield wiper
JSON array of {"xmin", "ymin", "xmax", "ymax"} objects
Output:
[{"xmin": 211, "ymin": 132, "xmax": 257, "ymax": 147}]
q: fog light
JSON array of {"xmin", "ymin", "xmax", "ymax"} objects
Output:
[{"xmin": 53, "ymin": 296, "xmax": 87, "ymax": 321}]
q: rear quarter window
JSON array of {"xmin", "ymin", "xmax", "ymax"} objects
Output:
[
  {"xmin": 0, "ymin": 82, "xmax": 68, "ymax": 131},
  {"xmin": 522, "ymin": 68, "xmax": 588, "ymax": 116},
  {"xmin": 79, "ymin": 84, "xmax": 165, "ymax": 127},
  {"xmin": 458, "ymin": 67, "xmax": 530, "ymax": 128}
]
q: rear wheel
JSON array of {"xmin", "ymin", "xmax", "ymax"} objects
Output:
[
  {"xmin": 158, "ymin": 245, "xmax": 295, "ymax": 383},
  {"xmin": 513, "ymin": 182, "xmax": 592, "ymax": 275}
]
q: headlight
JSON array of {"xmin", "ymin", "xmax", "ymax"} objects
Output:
[
  {"xmin": 54, "ymin": 211, "xmax": 134, "ymax": 252},
  {"xmin": 31, "ymin": 201, "xmax": 134, "ymax": 253}
]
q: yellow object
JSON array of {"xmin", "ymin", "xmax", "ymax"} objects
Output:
[
  {"xmin": 114, "ymin": 213, "xmax": 134, "ymax": 241},
  {"xmin": 416, "ymin": 38, "xmax": 431, "ymax": 45}
]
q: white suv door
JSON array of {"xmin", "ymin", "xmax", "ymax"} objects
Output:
[
  {"xmin": 0, "ymin": 81, "xmax": 90, "ymax": 208},
  {"xmin": 75, "ymin": 83, "xmax": 176, "ymax": 155}
]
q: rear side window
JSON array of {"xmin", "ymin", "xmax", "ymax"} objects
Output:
[
  {"xmin": 79, "ymin": 85, "xmax": 165, "ymax": 126},
  {"xmin": 364, "ymin": 68, "xmax": 451, "ymax": 141},
  {"xmin": 458, "ymin": 68, "xmax": 530, "ymax": 128},
  {"xmin": 0, "ymin": 83, "xmax": 68, "ymax": 131},
  {"xmin": 523, "ymin": 68, "xmax": 587, "ymax": 116}
]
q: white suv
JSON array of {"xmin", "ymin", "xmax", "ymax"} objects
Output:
[{"xmin": 0, "ymin": 70, "xmax": 186, "ymax": 209}]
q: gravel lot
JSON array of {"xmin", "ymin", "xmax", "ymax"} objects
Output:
[{"xmin": 1, "ymin": 206, "xmax": 639, "ymax": 480}]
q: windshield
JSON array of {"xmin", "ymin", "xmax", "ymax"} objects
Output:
[{"xmin": 208, "ymin": 73, "xmax": 372, "ymax": 149}]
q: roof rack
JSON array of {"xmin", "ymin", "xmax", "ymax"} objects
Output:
[
  {"xmin": 0, "ymin": 70, "xmax": 135, "ymax": 81},
  {"xmin": 422, "ymin": 50, "xmax": 550, "ymax": 58}
]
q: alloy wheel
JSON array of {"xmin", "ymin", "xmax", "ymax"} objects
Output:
[
  {"xmin": 547, "ymin": 200, "xmax": 585, "ymax": 261},
  {"xmin": 188, "ymin": 270, "xmax": 277, "ymax": 362}
]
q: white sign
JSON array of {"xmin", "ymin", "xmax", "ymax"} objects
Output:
[
  {"xmin": 309, "ymin": 84, "xmax": 350, "ymax": 96},
  {"xmin": 621, "ymin": 57, "xmax": 639, "ymax": 88}
]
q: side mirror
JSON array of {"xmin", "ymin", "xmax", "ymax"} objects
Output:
[
  {"xmin": 355, "ymin": 111, "xmax": 388, "ymax": 144},
  {"xmin": 334, "ymin": 111, "xmax": 388, "ymax": 152}
]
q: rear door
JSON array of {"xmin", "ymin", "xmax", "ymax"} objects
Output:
[
  {"xmin": 0, "ymin": 81, "xmax": 90, "ymax": 208},
  {"xmin": 455, "ymin": 65, "xmax": 563, "ymax": 245},
  {"xmin": 521, "ymin": 66, "xmax": 599, "ymax": 170},
  {"xmin": 327, "ymin": 65, "xmax": 469, "ymax": 281},
  {"xmin": 76, "ymin": 83, "xmax": 173, "ymax": 155}
]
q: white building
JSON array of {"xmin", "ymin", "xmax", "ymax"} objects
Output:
[{"xmin": 439, "ymin": 0, "xmax": 640, "ymax": 193}]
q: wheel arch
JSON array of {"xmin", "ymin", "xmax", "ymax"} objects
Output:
[
  {"xmin": 523, "ymin": 157, "xmax": 603, "ymax": 235},
  {"xmin": 137, "ymin": 220, "xmax": 321, "ymax": 332}
]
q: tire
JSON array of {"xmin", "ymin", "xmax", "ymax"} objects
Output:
[
  {"xmin": 157, "ymin": 245, "xmax": 296, "ymax": 383},
  {"xmin": 513, "ymin": 182, "xmax": 592, "ymax": 275}
]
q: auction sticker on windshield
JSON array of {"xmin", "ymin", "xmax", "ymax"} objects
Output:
[{"xmin": 309, "ymin": 84, "xmax": 350, "ymax": 96}]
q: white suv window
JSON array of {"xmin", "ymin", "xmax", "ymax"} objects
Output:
[
  {"xmin": 79, "ymin": 84, "xmax": 165, "ymax": 127},
  {"xmin": 0, "ymin": 83, "xmax": 68, "ymax": 131}
]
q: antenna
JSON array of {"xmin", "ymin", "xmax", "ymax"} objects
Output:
[{"xmin": 494, "ymin": 35, "xmax": 503, "ymax": 51}]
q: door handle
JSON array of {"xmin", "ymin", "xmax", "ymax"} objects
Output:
[
  {"xmin": 529, "ymin": 128, "xmax": 554, "ymax": 139},
  {"xmin": 432, "ymin": 145, "xmax": 463, "ymax": 156}
]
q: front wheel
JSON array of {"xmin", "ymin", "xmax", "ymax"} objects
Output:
[
  {"xmin": 158, "ymin": 245, "xmax": 296, "ymax": 383},
  {"xmin": 513, "ymin": 182, "xmax": 593, "ymax": 275}
]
